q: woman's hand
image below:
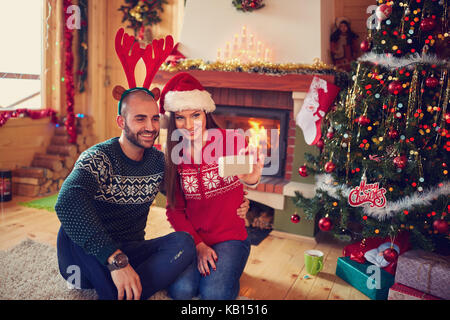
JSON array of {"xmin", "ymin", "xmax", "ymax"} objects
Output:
[
  {"xmin": 238, "ymin": 147, "xmax": 265, "ymax": 186},
  {"xmin": 196, "ymin": 242, "xmax": 217, "ymax": 276},
  {"xmin": 237, "ymin": 191, "xmax": 250, "ymax": 219}
]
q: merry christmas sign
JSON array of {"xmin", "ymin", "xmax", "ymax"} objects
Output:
[{"xmin": 348, "ymin": 179, "xmax": 387, "ymax": 208}]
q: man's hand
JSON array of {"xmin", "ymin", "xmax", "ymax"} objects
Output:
[
  {"xmin": 196, "ymin": 242, "xmax": 217, "ymax": 276},
  {"xmin": 237, "ymin": 191, "xmax": 250, "ymax": 219},
  {"xmin": 108, "ymin": 250, "xmax": 142, "ymax": 300},
  {"xmin": 110, "ymin": 265, "xmax": 142, "ymax": 300}
]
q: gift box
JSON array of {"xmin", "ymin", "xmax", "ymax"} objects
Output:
[
  {"xmin": 395, "ymin": 249, "xmax": 450, "ymax": 300},
  {"xmin": 388, "ymin": 283, "xmax": 442, "ymax": 300},
  {"xmin": 336, "ymin": 256, "xmax": 395, "ymax": 300}
]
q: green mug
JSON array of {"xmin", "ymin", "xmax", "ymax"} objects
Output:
[{"xmin": 304, "ymin": 250, "xmax": 324, "ymax": 276}]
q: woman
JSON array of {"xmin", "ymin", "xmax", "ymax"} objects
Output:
[
  {"xmin": 160, "ymin": 72, "xmax": 264, "ymax": 300},
  {"xmin": 330, "ymin": 18, "xmax": 359, "ymax": 71}
]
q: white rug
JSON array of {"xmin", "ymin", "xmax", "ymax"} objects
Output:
[{"xmin": 0, "ymin": 239, "xmax": 170, "ymax": 300}]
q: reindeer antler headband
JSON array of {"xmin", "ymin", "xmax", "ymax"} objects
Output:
[{"xmin": 112, "ymin": 28, "xmax": 174, "ymax": 115}]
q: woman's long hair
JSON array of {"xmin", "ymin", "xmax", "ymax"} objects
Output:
[{"xmin": 164, "ymin": 111, "xmax": 221, "ymax": 208}]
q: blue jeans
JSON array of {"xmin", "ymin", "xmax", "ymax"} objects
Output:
[
  {"xmin": 57, "ymin": 227, "xmax": 196, "ymax": 300},
  {"xmin": 168, "ymin": 239, "xmax": 251, "ymax": 300}
]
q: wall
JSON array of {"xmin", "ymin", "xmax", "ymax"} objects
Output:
[
  {"xmin": 0, "ymin": 118, "xmax": 54, "ymax": 170},
  {"xmin": 180, "ymin": 0, "xmax": 335, "ymax": 64}
]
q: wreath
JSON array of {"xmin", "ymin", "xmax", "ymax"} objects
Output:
[
  {"xmin": 118, "ymin": 0, "xmax": 167, "ymax": 39},
  {"xmin": 232, "ymin": 0, "xmax": 265, "ymax": 12}
]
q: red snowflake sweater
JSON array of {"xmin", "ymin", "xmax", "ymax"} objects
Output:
[{"xmin": 166, "ymin": 129, "xmax": 248, "ymax": 246}]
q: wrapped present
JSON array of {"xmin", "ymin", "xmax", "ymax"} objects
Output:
[
  {"xmin": 388, "ymin": 283, "xmax": 442, "ymax": 300},
  {"xmin": 343, "ymin": 231, "xmax": 410, "ymax": 275},
  {"xmin": 336, "ymin": 256, "xmax": 395, "ymax": 300},
  {"xmin": 395, "ymin": 249, "xmax": 450, "ymax": 300}
]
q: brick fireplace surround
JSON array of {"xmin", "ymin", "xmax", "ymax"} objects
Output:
[{"xmin": 155, "ymin": 70, "xmax": 335, "ymax": 238}]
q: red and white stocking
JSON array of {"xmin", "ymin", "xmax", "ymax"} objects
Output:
[{"xmin": 296, "ymin": 76, "xmax": 340, "ymax": 145}]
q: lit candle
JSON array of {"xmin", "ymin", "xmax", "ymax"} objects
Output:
[
  {"xmin": 264, "ymin": 48, "xmax": 270, "ymax": 61},
  {"xmin": 217, "ymin": 48, "xmax": 221, "ymax": 61}
]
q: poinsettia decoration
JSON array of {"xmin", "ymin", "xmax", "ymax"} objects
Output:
[
  {"xmin": 232, "ymin": 0, "xmax": 265, "ymax": 12},
  {"xmin": 118, "ymin": 0, "xmax": 167, "ymax": 40}
]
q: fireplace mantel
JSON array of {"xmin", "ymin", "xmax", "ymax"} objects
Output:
[{"xmin": 155, "ymin": 70, "xmax": 334, "ymax": 92}]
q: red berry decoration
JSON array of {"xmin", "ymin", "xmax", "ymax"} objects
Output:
[
  {"xmin": 298, "ymin": 165, "xmax": 308, "ymax": 177},
  {"xmin": 324, "ymin": 161, "xmax": 336, "ymax": 173},
  {"xmin": 318, "ymin": 217, "xmax": 333, "ymax": 232},
  {"xmin": 291, "ymin": 213, "xmax": 301, "ymax": 224},
  {"xmin": 360, "ymin": 40, "xmax": 371, "ymax": 52},
  {"xmin": 383, "ymin": 247, "xmax": 399, "ymax": 263},
  {"xmin": 393, "ymin": 155, "xmax": 407, "ymax": 169},
  {"xmin": 420, "ymin": 17, "xmax": 437, "ymax": 32},
  {"xmin": 433, "ymin": 219, "xmax": 449, "ymax": 234},
  {"xmin": 425, "ymin": 77, "xmax": 439, "ymax": 88},
  {"xmin": 388, "ymin": 81, "xmax": 403, "ymax": 95}
]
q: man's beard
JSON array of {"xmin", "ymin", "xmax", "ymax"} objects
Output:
[{"xmin": 124, "ymin": 122, "xmax": 159, "ymax": 149}]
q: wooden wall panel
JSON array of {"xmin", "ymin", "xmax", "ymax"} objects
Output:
[{"xmin": 0, "ymin": 119, "xmax": 54, "ymax": 170}]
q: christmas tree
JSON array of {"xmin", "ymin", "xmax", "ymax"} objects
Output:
[{"xmin": 294, "ymin": 0, "xmax": 449, "ymax": 252}]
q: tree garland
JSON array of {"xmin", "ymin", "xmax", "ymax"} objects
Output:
[
  {"xmin": 63, "ymin": 0, "xmax": 77, "ymax": 144},
  {"xmin": 0, "ymin": 108, "xmax": 58, "ymax": 127}
]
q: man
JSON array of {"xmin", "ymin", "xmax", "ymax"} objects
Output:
[{"xmin": 56, "ymin": 90, "xmax": 195, "ymax": 300}]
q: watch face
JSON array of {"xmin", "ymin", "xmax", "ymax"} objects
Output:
[{"xmin": 115, "ymin": 253, "xmax": 129, "ymax": 268}]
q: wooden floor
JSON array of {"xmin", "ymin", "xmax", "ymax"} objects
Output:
[{"xmin": 0, "ymin": 195, "xmax": 369, "ymax": 300}]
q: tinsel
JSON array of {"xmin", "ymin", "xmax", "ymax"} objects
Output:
[
  {"xmin": 160, "ymin": 58, "xmax": 337, "ymax": 76},
  {"xmin": 0, "ymin": 108, "xmax": 58, "ymax": 127},
  {"xmin": 315, "ymin": 174, "xmax": 450, "ymax": 221},
  {"xmin": 63, "ymin": 0, "xmax": 77, "ymax": 144}
]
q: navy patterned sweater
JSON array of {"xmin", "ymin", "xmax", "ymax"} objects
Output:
[{"xmin": 55, "ymin": 137, "xmax": 165, "ymax": 265}]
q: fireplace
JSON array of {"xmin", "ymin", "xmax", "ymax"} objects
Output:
[{"xmin": 212, "ymin": 105, "xmax": 290, "ymax": 178}]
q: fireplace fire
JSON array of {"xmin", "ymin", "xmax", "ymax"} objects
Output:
[{"xmin": 213, "ymin": 105, "xmax": 289, "ymax": 178}]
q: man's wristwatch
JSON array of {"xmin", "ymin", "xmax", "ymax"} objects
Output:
[{"xmin": 107, "ymin": 252, "xmax": 129, "ymax": 271}]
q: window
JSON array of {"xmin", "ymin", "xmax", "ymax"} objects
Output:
[{"xmin": 0, "ymin": 0, "xmax": 43, "ymax": 110}]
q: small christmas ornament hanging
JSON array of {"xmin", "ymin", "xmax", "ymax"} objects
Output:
[
  {"xmin": 315, "ymin": 138, "xmax": 325, "ymax": 150},
  {"xmin": 388, "ymin": 81, "xmax": 403, "ymax": 95},
  {"xmin": 298, "ymin": 165, "xmax": 308, "ymax": 177},
  {"xmin": 291, "ymin": 212, "xmax": 301, "ymax": 224},
  {"xmin": 433, "ymin": 219, "xmax": 449, "ymax": 234},
  {"xmin": 393, "ymin": 155, "xmax": 407, "ymax": 169},
  {"xmin": 388, "ymin": 128, "xmax": 399, "ymax": 139},
  {"xmin": 425, "ymin": 76, "xmax": 439, "ymax": 88},
  {"xmin": 355, "ymin": 115, "xmax": 371, "ymax": 126},
  {"xmin": 383, "ymin": 247, "xmax": 399, "ymax": 263},
  {"xmin": 318, "ymin": 216, "xmax": 333, "ymax": 232},
  {"xmin": 360, "ymin": 39, "xmax": 371, "ymax": 52},
  {"xmin": 324, "ymin": 161, "xmax": 336, "ymax": 173},
  {"xmin": 420, "ymin": 17, "xmax": 437, "ymax": 32}
]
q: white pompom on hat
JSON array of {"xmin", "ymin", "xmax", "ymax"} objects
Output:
[{"xmin": 159, "ymin": 72, "xmax": 216, "ymax": 114}]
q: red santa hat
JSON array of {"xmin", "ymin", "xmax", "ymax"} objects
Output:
[{"xmin": 159, "ymin": 72, "xmax": 216, "ymax": 114}]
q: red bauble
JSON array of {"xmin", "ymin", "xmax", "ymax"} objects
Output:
[
  {"xmin": 315, "ymin": 138, "xmax": 325, "ymax": 150},
  {"xmin": 324, "ymin": 161, "xmax": 336, "ymax": 173},
  {"xmin": 425, "ymin": 77, "xmax": 439, "ymax": 88},
  {"xmin": 433, "ymin": 219, "xmax": 449, "ymax": 234},
  {"xmin": 356, "ymin": 115, "xmax": 371, "ymax": 126},
  {"xmin": 393, "ymin": 155, "xmax": 407, "ymax": 169},
  {"xmin": 298, "ymin": 165, "xmax": 308, "ymax": 177},
  {"xmin": 376, "ymin": 4, "xmax": 392, "ymax": 21},
  {"xmin": 291, "ymin": 213, "xmax": 301, "ymax": 224},
  {"xmin": 318, "ymin": 217, "xmax": 333, "ymax": 232},
  {"xmin": 326, "ymin": 131, "xmax": 334, "ymax": 139},
  {"xmin": 420, "ymin": 17, "xmax": 437, "ymax": 32},
  {"xmin": 388, "ymin": 129, "xmax": 399, "ymax": 139},
  {"xmin": 360, "ymin": 40, "xmax": 371, "ymax": 52},
  {"xmin": 383, "ymin": 247, "xmax": 398, "ymax": 263},
  {"xmin": 388, "ymin": 81, "xmax": 403, "ymax": 95}
]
